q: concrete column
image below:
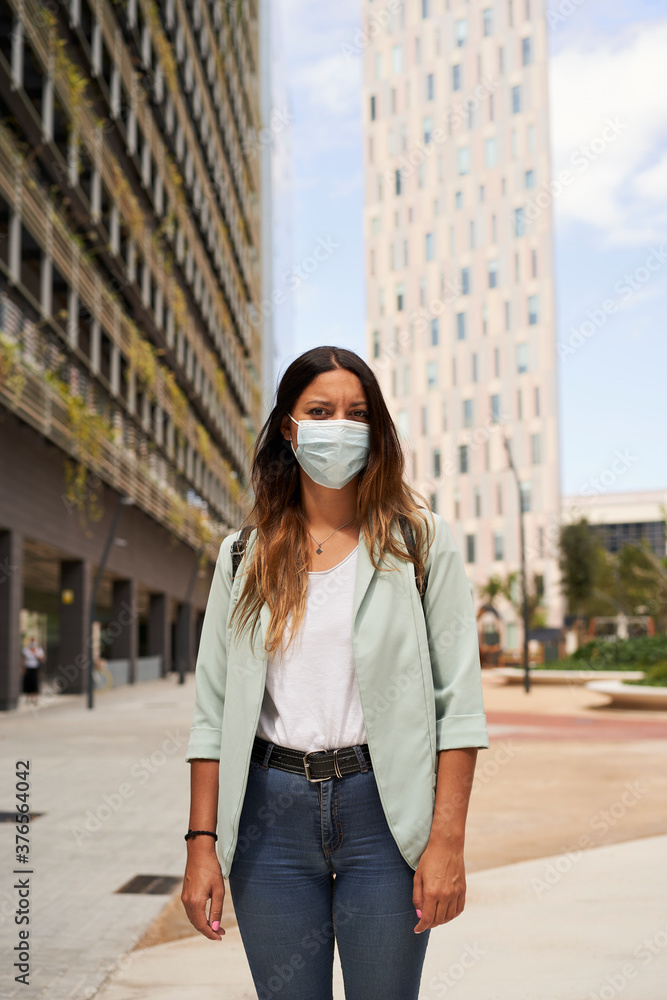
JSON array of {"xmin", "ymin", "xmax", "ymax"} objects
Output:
[
  {"xmin": 147, "ymin": 592, "xmax": 170, "ymax": 677},
  {"xmin": 175, "ymin": 602, "xmax": 195, "ymax": 677},
  {"xmin": 0, "ymin": 530, "xmax": 23, "ymax": 711},
  {"xmin": 58, "ymin": 559, "xmax": 91, "ymax": 697},
  {"xmin": 109, "ymin": 578, "xmax": 138, "ymax": 683}
]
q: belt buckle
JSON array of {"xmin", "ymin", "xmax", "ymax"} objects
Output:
[{"xmin": 302, "ymin": 748, "xmax": 330, "ymax": 782}]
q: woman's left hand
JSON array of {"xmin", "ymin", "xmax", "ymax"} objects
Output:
[{"xmin": 412, "ymin": 841, "xmax": 466, "ymax": 934}]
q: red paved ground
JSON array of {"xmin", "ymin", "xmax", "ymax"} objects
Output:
[{"xmin": 486, "ymin": 709, "xmax": 667, "ymax": 740}]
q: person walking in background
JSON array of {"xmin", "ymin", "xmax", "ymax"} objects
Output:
[
  {"xmin": 181, "ymin": 346, "xmax": 490, "ymax": 1000},
  {"xmin": 21, "ymin": 635, "xmax": 45, "ymax": 705}
]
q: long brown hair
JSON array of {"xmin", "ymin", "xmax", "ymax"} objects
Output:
[{"xmin": 230, "ymin": 346, "xmax": 434, "ymax": 654}]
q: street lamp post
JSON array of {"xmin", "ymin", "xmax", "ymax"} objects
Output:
[
  {"xmin": 503, "ymin": 436, "xmax": 531, "ymax": 694},
  {"xmin": 87, "ymin": 493, "xmax": 133, "ymax": 709}
]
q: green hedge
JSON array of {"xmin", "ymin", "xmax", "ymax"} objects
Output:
[
  {"xmin": 627, "ymin": 661, "xmax": 667, "ymax": 687},
  {"xmin": 569, "ymin": 635, "xmax": 667, "ymax": 667}
]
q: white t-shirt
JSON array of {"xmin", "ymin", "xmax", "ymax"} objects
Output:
[{"xmin": 255, "ymin": 545, "xmax": 368, "ymax": 752}]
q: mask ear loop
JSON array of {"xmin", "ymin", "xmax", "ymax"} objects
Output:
[{"xmin": 287, "ymin": 413, "xmax": 298, "ymax": 457}]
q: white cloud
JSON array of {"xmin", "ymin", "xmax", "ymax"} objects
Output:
[{"xmin": 549, "ymin": 20, "xmax": 667, "ymax": 248}]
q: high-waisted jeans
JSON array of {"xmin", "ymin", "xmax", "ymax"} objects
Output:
[{"xmin": 228, "ymin": 747, "xmax": 430, "ymax": 1000}]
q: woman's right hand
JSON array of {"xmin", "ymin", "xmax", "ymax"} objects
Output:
[{"xmin": 181, "ymin": 841, "xmax": 226, "ymax": 940}]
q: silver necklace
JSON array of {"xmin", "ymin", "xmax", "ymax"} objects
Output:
[{"xmin": 307, "ymin": 517, "xmax": 356, "ymax": 554}]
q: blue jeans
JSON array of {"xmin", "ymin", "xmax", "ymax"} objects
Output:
[{"xmin": 228, "ymin": 748, "xmax": 430, "ymax": 1000}]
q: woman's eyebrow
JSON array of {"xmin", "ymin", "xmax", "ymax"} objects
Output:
[{"xmin": 305, "ymin": 399, "xmax": 368, "ymax": 406}]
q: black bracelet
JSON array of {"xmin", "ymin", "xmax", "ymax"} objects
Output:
[{"xmin": 184, "ymin": 829, "xmax": 218, "ymax": 842}]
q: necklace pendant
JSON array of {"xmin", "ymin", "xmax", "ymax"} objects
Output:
[{"xmin": 316, "ymin": 546, "xmax": 323, "ymax": 554}]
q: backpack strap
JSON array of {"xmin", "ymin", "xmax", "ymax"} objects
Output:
[
  {"xmin": 231, "ymin": 525, "xmax": 255, "ymax": 581},
  {"xmin": 231, "ymin": 520, "xmax": 428, "ymax": 602},
  {"xmin": 398, "ymin": 515, "xmax": 428, "ymax": 604}
]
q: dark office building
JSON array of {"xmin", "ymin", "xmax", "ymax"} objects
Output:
[{"xmin": 0, "ymin": 0, "xmax": 265, "ymax": 709}]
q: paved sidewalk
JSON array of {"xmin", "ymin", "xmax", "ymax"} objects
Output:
[
  {"xmin": 92, "ymin": 833, "xmax": 667, "ymax": 1000},
  {"xmin": 0, "ymin": 676, "xmax": 197, "ymax": 1000}
]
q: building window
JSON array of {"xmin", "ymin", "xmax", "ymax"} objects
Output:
[
  {"xmin": 466, "ymin": 534, "xmax": 476, "ymax": 563},
  {"xmin": 463, "ymin": 399, "xmax": 473, "ymax": 428},
  {"xmin": 425, "ymin": 72, "xmax": 435, "ymax": 100},
  {"xmin": 538, "ymin": 526, "xmax": 544, "ymax": 557},
  {"xmin": 395, "ymin": 169, "xmax": 402, "ymax": 196},
  {"xmin": 391, "ymin": 88, "xmax": 397, "ymax": 113},
  {"xmin": 531, "ymin": 248, "xmax": 538, "ymax": 277},
  {"xmin": 493, "ymin": 531, "xmax": 504, "ymax": 560},
  {"xmin": 373, "ymin": 329, "xmax": 380, "ymax": 358},
  {"xmin": 455, "ymin": 18, "xmax": 468, "ymax": 46},
  {"xmin": 517, "ymin": 388, "xmax": 523, "ymax": 418},
  {"xmin": 455, "ymin": 190, "xmax": 463, "ymax": 209},
  {"xmin": 504, "ymin": 301, "xmax": 511, "ymax": 330},
  {"xmin": 427, "ymin": 360, "xmax": 437, "ymax": 389},
  {"xmin": 431, "ymin": 317, "xmax": 439, "ymax": 345},
  {"xmin": 483, "ymin": 8, "xmax": 493, "ymax": 35},
  {"xmin": 525, "ymin": 168, "xmax": 535, "ymax": 189},
  {"xmin": 433, "ymin": 448, "xmax": 441, "ymax": 477},
  {"xmin": 479, "ymin": 184, "xmax": 486, "ymax": 202},
  {"xmin": 472, "ymin": 352, "xmax": 479, "ymax": 382},
  {"xmin": 370, "ymin": 95, "xmax": 376, "ymax": 121},
  {"xmin": 514, "ymin": 206, "xmax": 526, "ymax": 236},
  {"xmin": 421, "ymin": 405, "xmax": 428, "ymax": 434},
  {"xmin": 484, "ymin": 136, "xmax": 497, "ymax": 168},
  {"xmin": 422, "ymin": 0, "xmax": 430, "ymax": 17},
  {"xmin": 430, "ymin": 492, "xmax": 438, "ymax": 513},
  {"xmin": 425, "ymin": 232, "xmax": 434, "ymax": 260},
  {"xmin": 392, "ymin": 44, "xmax": 403, "ymax": 74},
  {"xmin": 461, "ymin": 267, "xmax": 470, "ymax": 295},
  {"xmin": 494, "ymin": 347, "xmax": 500, "ymax": 376},
  {"xmin": 403, "ymin": 364, "xmax": 411, "ymax": 396},
  {"xmin": 512, "ymin": 85, "xmax": 522, "ymax": 114},
  {"xmin": 397, "ymin": 408, "xmax": 409, "ymax": 438},
  {"xmin": 488, "ymin": 259, "xmax": 498, "ymax": 288},
  {"xmin": 454, "ymin": 490, "xmax": 461, "ymax": 519},
  {"xmin": 452, "ymin": 64, "xmax": 462, "ymax": 91},
  {"xmin": 528, "ymin": 123, "xmax": 537, "ymax": 153},
  {"xmin": 528, "ymin": 294, "xmax": 538, "ymax": 325},
  {"xmin": 492, "ymin": 213, "xmax": 497, "ymax": 242},
  {"xmin": 522, "ymin": 36, "xmax": 533, "ymax": 65},
  {"xmin": 459, "ymin": 445, "xmax": 469, "ymax": 474},
  {"xmin": 531, "ymin": 433, "xmax": 541, "ymax": 464},
  {"xmin": 511, "ymin": 128, "xmax": 518, "ymax": 159},
  {"xmin": 535, "ymin": 385, "xmax": 540, "ymax": 416},
  {"xmin": 520, "ymin": 481, "xmax": 531, "ymax": 512},
  {"xmin": 515, "ymin": 252, "xmax": 520, "ymax": 283},
  {"xmin": 456, "ymin": 312, "xmax": 466, "ymax": 340},
  {"xmin": 475, "ymin": 487, "xmax": 482, "ymax": 517},
  {"xmin": 458, "ymin": 146, "xmax": 471, "ymax": 175},
  {"xmin": 517, "ymin": 342, "xmax": 528, "ymax": 373},
  {"xmin": 470, "ymin": 221, "xmax": 476, "ymax": 249},
  {"xmin": 452, "ymin": 358, "xmax": 457, "ymax": 385},
  {"xmin": 442, "ymin": 400, "xmax": 448, "ymax": 430},
  {"xmin": 423, "ymin": 115, "xmax": 433, "ymax": 144},
  {"xmin": 396, "ymin": 283, "xmax": 405, "ymax": 311},
  {"xmin": 491, "ymin": 393, "xmax": 501, "ymax": 423}
]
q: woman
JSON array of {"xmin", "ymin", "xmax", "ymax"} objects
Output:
[{"xmin": 182, "ymin": 346, "xmax": 489, "ymax": 1000}]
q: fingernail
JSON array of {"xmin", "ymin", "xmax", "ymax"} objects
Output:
[
  {"xmin": 211, "ymin": 920, "xmax": 220, "ymax": 931},
  {"xmin": 415, "ymin": 909, "xmax": 422, "ymax": 918}
]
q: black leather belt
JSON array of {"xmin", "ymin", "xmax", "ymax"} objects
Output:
[{"xmin": 251, "ymin": 735, "xmax": 373, "ymax": 782}]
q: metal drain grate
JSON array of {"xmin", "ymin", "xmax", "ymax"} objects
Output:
[
  {"xmin": 115, "ymin": 874, "xmax": 182, "ymax": 895},
  {"xmin": 0, "ymin": 811, "xmax": 43, "ymax": 823}
]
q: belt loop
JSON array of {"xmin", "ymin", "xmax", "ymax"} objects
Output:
[
  {"xmin": 262, "ymin": 742, "xmax": 275, "ymax": 769},
  {"xmin": 352, "ymin": 745, "xmax": 369, "ymax": 773}
]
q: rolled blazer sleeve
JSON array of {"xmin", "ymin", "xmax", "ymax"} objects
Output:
[
  {"xmin": 422, "ymin": 514, "xmax": 490, "ymax": 751},
  {"xmin": 185, "ymin": 533, "xmax": 236, "ymax": 762}
]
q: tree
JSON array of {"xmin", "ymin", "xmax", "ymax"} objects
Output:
[{"xmin": 559, "ymin": 519, "xmax": 599, "ymax": 619}]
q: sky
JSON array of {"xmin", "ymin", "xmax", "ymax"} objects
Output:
[{"xmin": 269, "ymin": 0, "xmax": 667, "ymax": 497}]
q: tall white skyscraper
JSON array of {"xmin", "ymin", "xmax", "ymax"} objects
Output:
[{"xmin": 363, "ymin": 0, "xmax": 562, "ymax": 645}]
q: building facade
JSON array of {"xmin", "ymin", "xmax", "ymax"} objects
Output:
[
  {"xmin": 363, "ymin": 0, "xmax": 562, "ymax": 645},
  {"xmin": 562, "ymin": 491, "xmax": 667, "ymax": 560},
  {"xmin": 0, "ymin": 0, "xmax": 265, "ymax": 708}
]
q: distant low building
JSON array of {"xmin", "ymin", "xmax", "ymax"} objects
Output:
[{"xmin": 561, "ymin": 490, "xmax": 667, "ymax": 559}]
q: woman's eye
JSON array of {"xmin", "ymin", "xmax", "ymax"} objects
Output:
[
  {"xmin": 351, "ymin": 410, "xmax": 369, "ymax": 418},
  {"xmin": 307, "ymin": 408, "xmax": 327, "ymax": 416}
]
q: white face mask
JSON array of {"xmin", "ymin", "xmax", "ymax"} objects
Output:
[{"xmin": 288, "ymin": 414, "xmax": 371, "ymax": 490}]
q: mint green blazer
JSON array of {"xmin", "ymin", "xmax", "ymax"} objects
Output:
[{"xmin": 185, "ymin": 511, "xmax": 490, "ymax": 877}]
